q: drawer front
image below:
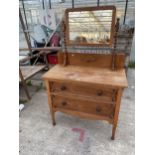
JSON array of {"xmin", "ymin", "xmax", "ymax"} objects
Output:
[
  {"xmin": 50, "ymin": 82, "xmax": 117, "ymax": 102},
  {"xmin": 52, "ymin": 96, "xmax": 114, "ymax": 118}
]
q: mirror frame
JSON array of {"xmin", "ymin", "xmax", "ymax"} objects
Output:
[{"xmin": 65, "ymin": 6, "xmax": 116, "ymax": 47}]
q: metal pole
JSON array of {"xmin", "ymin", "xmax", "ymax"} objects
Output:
[
  {"xmin": 49, "ymin": 0, "xmax": 51, "ymax": 9},
  {"xmin": 123, "ymin": 0, "xmax": 128, "ymax": 24},
  {"xmin": 42, "ymin": 0, "xmax": 45, "ymax": 10},
  {"xmin": 97, "ymin": 0, "xmax": 100, "ymax": 6},
  {"xmin": 21, "ymin": 0, "xmax": 31, "ymax": 43},
  {"xmin": 72, "ymin": 0, "xmax": 74, "ymax": 8},
  {"xmin": 19, "ymin": 8, "xmax": 32, "ymax": 53}
]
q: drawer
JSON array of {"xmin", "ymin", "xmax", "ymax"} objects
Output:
[
  {"xmin": 50, "ymin": 82, "xmax": 117, "ymax": 102},
  {"xmin": 52, "ymin": 96, "xmax": 114, "ymax": 118}
]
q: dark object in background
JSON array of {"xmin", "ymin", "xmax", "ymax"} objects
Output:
[
  {"xmin": 30, "ymin": 32, "xmax": 61, "ymax": 65},
  {"xmin": 47, "ymin": 54, "xmax": 58, "ymax": 64},
  {"xmin": 34, "ymin": 41, "xmax": 45, "ymax": 48},
  {"xmin": 47, "ymin": 33, "xmax": 61, "ymax": 65},
  {"xmin": 29, "ymin": 50, "xmax": 45, "ymax": 65},
  {"xmin": 30, "ymin": 41, "xmax": 50, "ymax": 65}
]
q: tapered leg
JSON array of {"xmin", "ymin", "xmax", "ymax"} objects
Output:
[
  {"xmin": 52, "ymin": 111, "xmax": 56, "ymax": 126},
  {"xmin": 111, "ymin": 124, "xmax": 117, "ymax": 140},
  {"xmin": 111, "ymin": 89, "xmax": 123, "ymax": 140},
  {"xmin": 45, "ymin": 81, "xmax": 56, "ymax": 126}
]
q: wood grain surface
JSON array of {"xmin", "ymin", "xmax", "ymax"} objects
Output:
[{"xmin": 43, "ymin": 65, "xmax": 128, "ymax": 88}]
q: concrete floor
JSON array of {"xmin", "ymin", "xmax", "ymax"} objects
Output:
[{"xmin": 19, "ymin": 69, "xmax": 135, "ymax": 155}]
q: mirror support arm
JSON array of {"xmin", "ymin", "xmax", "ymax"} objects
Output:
[
  {"xmin": 112, "ymin": 18, "xmax": 120, "ymax": 70},
  {"xmin": 61, "ymin": 20, "xmax": 68, "ymax": 66}
]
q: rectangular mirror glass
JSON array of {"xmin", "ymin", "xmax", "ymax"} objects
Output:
[{"xmin": 65, "ymin": 6, "xmax": 116, "ymax": 46}]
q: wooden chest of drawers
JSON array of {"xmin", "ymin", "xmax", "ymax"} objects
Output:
[
  {"xmin": 43, "ymin": 59, "xmax": 128, "ymax": 140},
  {"xmin": 42, "ymin": 6, "xmax": 128, "ymax": 140}
]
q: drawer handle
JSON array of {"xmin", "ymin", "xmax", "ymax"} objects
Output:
[
  {"xmin": 96, "ymin": 107, "xmax": 102, "ymax": 113},
  {"xmin": 62, "ymin": 101, "xmax": 67, "ymax": 106},
  {"xmin": 96, "ymin": 90, "xmax": 103, "ymax": 96},
  {"xmin": 61, "ymin": 86, "xmax": 66, "ymax": 91}
]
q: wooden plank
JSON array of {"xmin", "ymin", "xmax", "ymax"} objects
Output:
[
  {"xmin": 19, "ymin": 47, "xmax": 61, "ymax": 51},
  {"xmin": 19, "ymin": 68, "xmax": 31, "ymax": 100},
  {"xmin": 58, "ymin": 52, "xmax": 125, "ymax": 69},
  {"xmin": 42, "ymin": 65, "xmax": 128, "ymax": 88},
  {"xmin": 19, "ymin": 65, "xmax": 46, "ymax": 82},
  {"xmin": 19, "ymin": 51, "xmax": 53, "ymax": 63}
]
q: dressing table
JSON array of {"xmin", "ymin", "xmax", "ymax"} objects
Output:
[{"xmin": 43, "ymin": 6, "xmax": 128, "ymax": 140}]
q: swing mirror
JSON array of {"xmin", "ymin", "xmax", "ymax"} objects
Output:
[{"xmin": 65, "ymin": 6, "xmax": 116, "ymax": 47}]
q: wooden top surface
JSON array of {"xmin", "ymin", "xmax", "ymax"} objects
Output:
[{"xmin": 42, "ymin": 65, "xmax": 128, "ymax": 88}]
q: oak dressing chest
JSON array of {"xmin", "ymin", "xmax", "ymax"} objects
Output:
[{"xmin": 43, "ymin": 6, "xmax": 128, "ymax": 140}]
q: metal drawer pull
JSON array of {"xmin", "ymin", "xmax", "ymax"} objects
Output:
[
  {"xmin": 61, "ymin": 86, "xmax": 66, "ymax": 91},
  {"xmin": 62, "ymin": 101, "xmax": 67, "ymax": 106},
  {"xmin": 96, "ymin": 107, "xmax": 102, "ymax": 112},
  {"xmin": 96, "ymin": 90, "xmax": 103, "ymax": 96}
]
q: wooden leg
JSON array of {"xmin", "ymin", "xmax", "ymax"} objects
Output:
[
  {"xmin": 52, "ymin": 111, "xmax": 56, "ymax": 126},
  {"xmin": 111, "ymin": 124, "xmax": 117, "ymax": 140},
  {"xmin": 48, "ymin": 103, "xmax": 56, "ymax": 126},
  {"xmin": 19, "ymin": 68, "xmax": 31, "ymax": 100},
  {"xmin": 111, "ymin": 89, "xmax": 123, "ymax": 140},
  {"xmin": 22, "ymin": 82, "xmax": 31, "ymax": 100},
  {"xmin": 45, "ymin": 81, "xmax": 56, "ymax": 126}
]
